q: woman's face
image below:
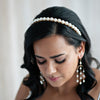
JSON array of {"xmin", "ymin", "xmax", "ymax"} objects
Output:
[{"xmin": 33, "ymin": 35, "xmax": 84, "ymax": 87}]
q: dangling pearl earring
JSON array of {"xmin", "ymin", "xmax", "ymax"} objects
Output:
[
  {"xmin": 40, "ymin": 72, "xmax": 45, "ymax": 85},
  {"xmin": 76, "ymin": 59, "xmax": 86, "ymax": 85}
]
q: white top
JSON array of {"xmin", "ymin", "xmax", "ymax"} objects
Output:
[
  {"xmin": 26, "ymin": 91, "xmax": 100, "ymax": 100},
  {"xmin": 26, "ymin": 91, "xmax": 32, "ymax": 99},
  {"xmin": 98, "ymin": 93, "xmax": 100, "ymax": 100}
]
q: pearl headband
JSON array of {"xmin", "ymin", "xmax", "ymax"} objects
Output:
[{"xmin": 32, "ymin": 17, "xmax": 82, "ymax": 36}]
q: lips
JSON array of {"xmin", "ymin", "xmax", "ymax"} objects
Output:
[{"xmin": 48, "ymin": 76, "xmax": 60, "ymax": 82}]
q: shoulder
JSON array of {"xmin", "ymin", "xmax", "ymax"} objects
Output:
[
  {"xmin": 92, "ymin": 68, "xmax": 100, "ymax": 91},
  {"xmin": 23, "ymin": 74, "xmax": 30, "ymax": 81},
  {"xmin": 88, "ymin": 68, "xmax": 100, "ymax": 99},
  {"xmin": 15, "ymin": 74, "xmax": 30, "ymax": 100},
  {"xmin": 92, "ymin": 68, "xmax": 100, "ymax": 82}
]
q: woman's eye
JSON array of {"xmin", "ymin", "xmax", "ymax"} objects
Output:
[
  {"xmin": 37, "ymin": 59, "xmax": 66, "ymax": 65},
  {"xmin": 37, "ymin": 60, "xmax": 46, "ymax": 65},
  {"xmin": 55, "ymin": 59, "xmax": 66, "ymax": 64}
]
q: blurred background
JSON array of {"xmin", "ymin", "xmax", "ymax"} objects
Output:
[{"xmin": 0, "ymin": 0, "xmax": 100, "ymax": 100}]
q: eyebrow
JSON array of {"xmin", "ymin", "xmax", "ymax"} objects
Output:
[{"xmin": 34, "ymin": 53, "xmax": 65, "ymax": 59}]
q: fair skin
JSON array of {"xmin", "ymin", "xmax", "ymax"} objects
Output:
[{"xmin": 15, "ymin": 34, "xmax": 100, "ymax": 100}]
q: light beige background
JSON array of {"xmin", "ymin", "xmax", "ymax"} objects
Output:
[{"xmin": 0, "ymin": 0, "xmax": 100, "ymax": 100}]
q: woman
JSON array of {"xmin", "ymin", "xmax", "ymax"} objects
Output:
[{"xmin": 15, "ymin": 6, "xmax": 100, "ymax": 100}]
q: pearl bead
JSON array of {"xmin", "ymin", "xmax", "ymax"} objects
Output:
[
  {"xmin": 76, "ymin": 69, "xmax": 79, "ymax": 73},
  {"xmin": 54, "ymin": 18, "xmax": 57, "ymax": 22},
  {"xmin": 80, "ymin": 67, "xmax": 82, "ymax": 70},
  {"xmin": 65, "ymin": 21, "xmax": 68, "ymax": 25},
  {"xmin": 83, "ymin": 74, "xmax": 85, "ymax": 78},
  {"xmin": 42, "ymin": 17, "xmax": 45, "ymax": 20},
  {"xmin": 50, "ymin": 17, "xmax": 53, "ymax": 21},
  {"xmin": 80, "ymin": 72, "xmax": 82, "ymax": 75},
  {"xmin": 40, "ymin": 80, "xmax": 43, "ymax": 85},
  {"xmin": 80, "ymin": 77, "xmax": 82, "ymax": 80},
  {"xmin": 79, "ymin": 82, "xmax": 82, "ymax": 85},
  {"xmin": 83, "ymin": 70, "xmax": 85, "ymax": 73},
  {"xmin": 83, "ymin": 80, "xmax": 85, "ymax": 83},
  {"xmin": 71, "ymin": 25, "xmax": 75, "ymax": 29},
  {"xmin": 46, "ymin": 17, "xmax": 50, "ymax": 21},
  {"xmin": 40, "ymin": 18, "xmax": 43, "ymax": 20},
  {"xmin": 76, "ymin": 75, "xmax": 79, "ymax": 78},
  {"xmin": 76, "ymin": 80, "xmax": 79, "ymax": 83},
  {"xmin": 57, "ymin": 19, "xmax": 61, "ymax": 23},
  {"xmin": 68, "ymin": 23, "xmax": 72, "ymax": 27},
  {"xmin": 61, "ymin": 20, "xmax": 65, "ymax": 24}
]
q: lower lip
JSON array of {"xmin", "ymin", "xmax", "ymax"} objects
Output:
[{"xmin": 49, "ymin": 77, "xmax": 60, "ymax": 82}]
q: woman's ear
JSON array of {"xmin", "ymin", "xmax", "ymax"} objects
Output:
[{"xmin": 77, "ymin": 42, "xmax": 85, "ymax": 59}]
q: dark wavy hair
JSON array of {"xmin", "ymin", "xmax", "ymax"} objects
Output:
[{"xmin": 21, "ymin": 6, "xmax": 99, "ymax": 100}]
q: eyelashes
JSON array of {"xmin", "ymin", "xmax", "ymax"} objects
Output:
[
  {"xmin": 55, "ymin": 59, "xmax": 66, "ymax": 64},
  {"xmin": 37, "ymin": 59, "xmax": 66, "ymax": 65},
  {"xmin": 37, "ymin": 60, "xmax": 46, "ymax": 64}
]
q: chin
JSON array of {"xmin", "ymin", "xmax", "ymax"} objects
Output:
[{"xmin": 49, "ymin": 82, "xmax": 65, "ymax": 88}]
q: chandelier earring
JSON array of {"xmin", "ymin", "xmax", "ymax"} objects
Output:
[
  {"xmin": 40, "ymin": 72, "xmax": 45, "ymax": 85},
  {"xmin": 76, "ymin": 59, "xmax": 86, "ymax": 85}
]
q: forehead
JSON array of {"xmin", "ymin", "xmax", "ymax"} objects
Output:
[{"xmin": 33, "ymin": 35, "xmax": 73, "ymax": 56}]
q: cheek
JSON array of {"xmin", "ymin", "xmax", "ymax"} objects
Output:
[
  {"xmin": 37, "ymin": 64, "xmax": 46, "ymax": 73},
  {"xmin": 58, "ymin": 54, "xmax": 78, "ymax": 76},
  {"xmin": 37, "ymin": 64, "xmax": 42, "ymax": 70}
]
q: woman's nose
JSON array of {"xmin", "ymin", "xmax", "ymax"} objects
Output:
[{"xmin": 45, "ymin": 62, "xmax": 56, "ymax": 75}]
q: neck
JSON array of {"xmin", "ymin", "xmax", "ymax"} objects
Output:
[{"xmin": 47, "ymin": 72, "xmax": 78, "ymax": 96}]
